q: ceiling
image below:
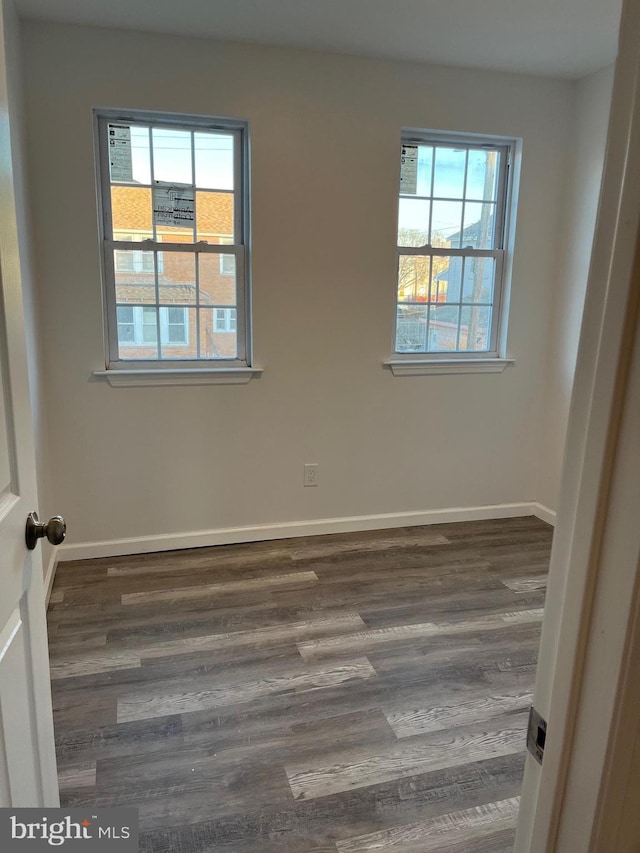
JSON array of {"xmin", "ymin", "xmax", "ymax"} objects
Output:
[{"xmin": 14, "ymin": 0, "xmax": 621, "ymax": 80}]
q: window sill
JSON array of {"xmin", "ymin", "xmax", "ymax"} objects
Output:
[
  {"xmin": 384, "ymin": 358, "xmax": 515, "ymax": 376},
  {"xmin": 93, "ymin": 367, "xmax": 263, "ymax": 387}
]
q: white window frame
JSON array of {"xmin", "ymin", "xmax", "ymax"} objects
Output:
[
  {"xmin": 116, "ymin": 306, "xmax": 188, "ymax": 347},
  {"xmin": 391, "ymin": 130, "xmax": 516, "ymax": 369},
  {"xmin": 95, "ymin": 108, "xmax": 251, "ymax": 370}
]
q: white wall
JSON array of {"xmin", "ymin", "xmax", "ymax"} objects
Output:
[
  {"xmin": 536, "ymin": 65, "xmax": 614, "ymax": 514},
  {"xmin": 22, "ymin": 21, "xmax": 574, "ymax": 552}
]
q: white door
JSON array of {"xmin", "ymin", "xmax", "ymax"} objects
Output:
[
  {"xmin": 0, "ymin": 3, "xmax": 58, "ymax": 806},
  {"xmin": 515, "ymin": 0, "xmax": 640, "ymax": 848}
]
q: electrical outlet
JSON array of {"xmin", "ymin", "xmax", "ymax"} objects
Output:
[{"xmin": 303, "ymin": 463, "xmax": 318, "ymax": 487}]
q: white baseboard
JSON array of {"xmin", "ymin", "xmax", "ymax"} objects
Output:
[
  {"xmin": 532, "ymin": 502, "xmax": 557, "ymax": 525},
  {"xmin": 44, "ymin": 547, "xmax": 59, "ymax": 606},
  {"xmin": 57, "ymin": 501, "xmax": 541, "ymax": 562}
]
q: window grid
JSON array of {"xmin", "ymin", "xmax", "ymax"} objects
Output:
[
  {"xmin": 458, "ymin": 151, "xmax": 469, "ymax": 254},
  {"xmin": 148, "ymin": 126, "xmax": 161, "ymax": 358},
  {"xmin": 97, "ymin": 110, "xmax": 249, "ymax": 368},
  {"xmin": 191, "ymin": 134, "xmax": 201, "ymax": 361},
  {"xmin": 395, "ymin": 134, "xmax": 511, "ymax": 358}
]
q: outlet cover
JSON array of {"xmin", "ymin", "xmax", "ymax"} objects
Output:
[{"xmin": 303, "ymin": 463, "xmax": 318, "ymax": 487}]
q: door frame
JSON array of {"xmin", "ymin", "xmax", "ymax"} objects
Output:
[{"xmin": 516, "ymin": 0, "xmax": 640, "ymax": 848}]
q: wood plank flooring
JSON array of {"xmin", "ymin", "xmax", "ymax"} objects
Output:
[{"xmin": 47, "ymin": 516, "xmax": 552, "ymax": 852}]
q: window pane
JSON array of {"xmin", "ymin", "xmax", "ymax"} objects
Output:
[
  {"xmin": 462, "ymin": 257, "xmax": 496, "ymax": 303},
  {"xmin": 433, "ymin": 256, "xmax": 464, "ymax": 303},
  {"xmin": 198, "ymin": 253, "xmax": 236, "ymax": 306},
  {"xmin": 397, "ymin": 255, "xmax": 431, "ymax": 303},
  {"xmin": 116, "ymin": 306, "xmax": 135, "ymax": 344},
  {"xmin": 111, "ymin": 187, "xmax": 153, "ymax": 240},
  {"xmin": 154, "ymin": 182, "xmax": 196, "ymax": 240},
  {"xmin": 398, "ymin": 198, "xmax": 429, "ymax": 246},
  {"xmin": 166, "ymin": 307, "xmax": 188, "ymax": 343},
  {"xmin": 433, "ymin": 146, "xmax": 466, "ymax": 199},
  {"xmin": 117, "ymin": 250, "xmax": 155, "ymax": 275},
  {"xmin": 195, "ymin": 132, "xmax": 234, "ymax": 190},
  {"xmin": 117, "ymin": 323, "xmax": 135, "ymax": 344},
  {"xmin": 465, "ymin": 148, "xmax": 500, "ymax": 202},
  {"xmin": 108, "ymin": 124, "xmax": 131, "ymax": 183},
  {"xmin": 108, "ymin": 125, "xmax": 151, "ymax": 185},
  {"xmin": 196, "ymin": 191, "xmax": 234, "ymax": 243},
  {"xmin": 114, "ymin": 250, "xmax": 156, "ymax": 304},
  {"xmin": 152, "ymin": 128, "xmax": 193, "ymax": 184},
  {"xmin": 415, "ymin": 145, "xmax": 434, "ymax": 196},
  {"xmin": 428, "ymin": 305, "xmax": 461, "ymax": 351},
  {"xmin": 116, "ymin": 305, "xmax": 159, "ymax": 359},
  {"xmin": 167, "ymin": 325, "xmax": 184, "ymax": 343},
  {"xmin": 130, "ymin": 126, "xmax": 152, "ymax": 184},
  {"xmin": 114, "ymin": 250, "xmax": 135, "ymax": 272},
  {"xmin": 396, "ymin": 304, "xmax": 427, "ymax": 352},
  {"xmin": 199, "ymin": 307, "xmax": 237, "ymax": 359},
  {"xmin": 400, "ymin": 144, "xmax": 433, "ymax": 196},
  {"xmin": 220, "ymin": 254, "xmax": 235, "ymax": 276},
  {"xmin": 460, "ymin": 305, "xmax": 491, "ymax": 351},
  {"xmin": 462, "ymin": 202, "xmax": 496, "ymax": 249},
  {"xmin": 431, "ymin": 200, "xmax": 463, "ymax": 247},
  {"xmin": 117, "ymin": 305, "xmax": 134, "ymax": 322},
  {"xmin": 157, "ymin": 252, "xmax": 196, "ymax": 304}
]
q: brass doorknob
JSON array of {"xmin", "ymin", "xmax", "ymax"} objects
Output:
[{"xmin": 25, "ymin": 512, "xmax": 66, "ymax": 551}]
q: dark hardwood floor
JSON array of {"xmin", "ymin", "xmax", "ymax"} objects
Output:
[{"xmin": 47, "ymin": 516, "xmax": 552, "ymax": 852}]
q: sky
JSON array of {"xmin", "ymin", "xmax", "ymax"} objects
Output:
[
  {"xmin": 114, "ymin": 124, "xmax": 234, "ymax": 191},
  {"xmin": 399, "ymin": 144, "xmax": 498, "ymax": 247}
]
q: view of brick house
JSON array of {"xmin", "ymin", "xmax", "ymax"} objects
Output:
[{"xmin": 112, "ymin": 186, "xmax": 237, "ymax": 359}]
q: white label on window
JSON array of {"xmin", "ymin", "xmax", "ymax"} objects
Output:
[
  {"xmin": 108, "ymin": 125, "xmax": 133, "ymax": 182},
  {"xmin": 152, "ymin": 182, "xmax": 195, "ymax": 227},
  {"xmin": 400, "ymin": 144, "xmax": 418, "ymax": 195}
]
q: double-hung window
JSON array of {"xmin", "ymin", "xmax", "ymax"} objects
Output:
[
  {"xmin": 395, "ymin": 132, "xmax": 513, "ymax": 359},
  {"xmin": 96, "ymin": 110, "xmax": 250, "ymax": 369}
]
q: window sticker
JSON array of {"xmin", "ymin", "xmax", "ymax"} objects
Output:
[
  {"xmin": 400, "ymin": 144, "xmax": 418, "ymax": 195},
  {"xmin": 108, "ymin": 125, "xmax": 133, "ymax": 182},
  {"xmin": 152, "ymin": 181, "xmax": 195, "ymax": 227}
]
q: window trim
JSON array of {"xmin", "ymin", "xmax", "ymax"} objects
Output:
[
  {"xmin": 94, "ymin": 108, "xmax": 252, "ymax": 372},
  {"xmin": 392, "ymin": 130, "xmax": 516, "ymax": 364}
]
